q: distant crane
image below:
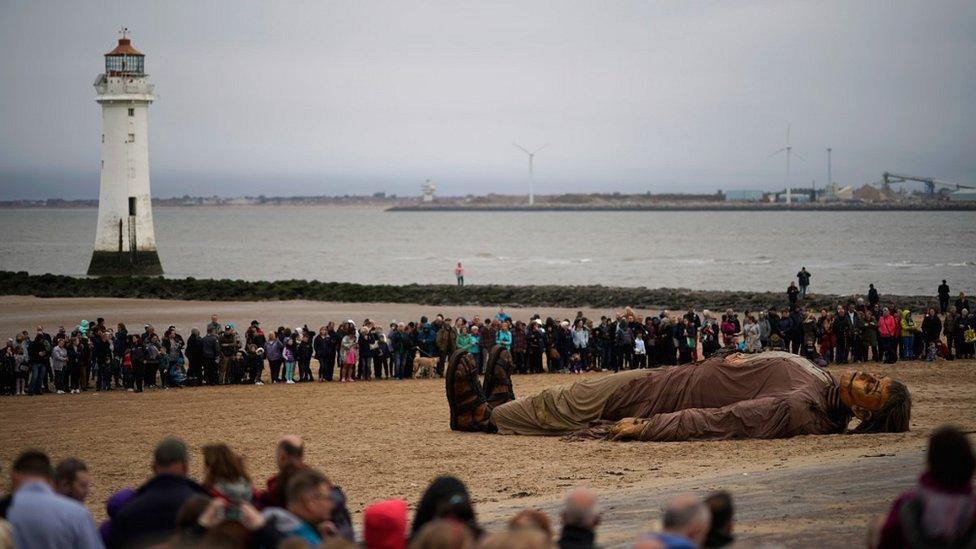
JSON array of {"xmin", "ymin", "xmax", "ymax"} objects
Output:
[
  {"xmin": 826, "ymin": 147, "xmax": 832, "ymax": 200},
  {"xmin": 813, "ymin": 147, "xmax": 834, "ymax": 200},
  {"xmin": 881, "ymin": 172, "xmax": 974, "ymax": 199},
  {"xmin": 513, "ymin": 142, "xmax": 548, "ymax": 206},
  {"xmin": 768, "ymin": 124, "xmax": 804, "ymax": 204}
]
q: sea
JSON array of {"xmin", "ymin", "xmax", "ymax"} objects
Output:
[{"xmin": 0, "ymin": 207, "xmax": 973, "ymax": 296}]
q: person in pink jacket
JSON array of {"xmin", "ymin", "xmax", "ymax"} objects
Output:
[
  {"xmin": 878, "ymin": 307, "xmax": 898, "ymax": 364},
  {"xmin": 454, "ymin": 262, "xmax": 465, "ymax": 286}
]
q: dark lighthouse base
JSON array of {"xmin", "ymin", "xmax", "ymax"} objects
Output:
[{"xmin": 87, "ymin": 250, "xmax": 164, "ymax": 276}]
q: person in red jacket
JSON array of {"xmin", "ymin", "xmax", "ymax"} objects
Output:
[{"xmin": 878, "ymin": 307, "xmax": 898, "ymax": 364}]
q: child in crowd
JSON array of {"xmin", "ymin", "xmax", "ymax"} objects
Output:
[
  {"xmin": 633, "ymin": 335, "xmax": 647, "ymax": 369},
  {"xmin": 375, "ymin": 334, "xmax": 392, "ymax": 379},
  {"xmin": 568, "ymin": 352, "xmax": 583, "ymax": 374},
  {"xmin": 282, "ymin": 335, "xmax": 296, "ymax": 384}
]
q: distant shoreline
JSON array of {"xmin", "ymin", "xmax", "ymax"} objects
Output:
[
  {"xmin": 4, "ymin": 202, "xmax": 972, "ymax": 212},
  {"xmin": 4, "ymin": 196, "xmax": 974, "ymax": 212},
  {"xmin": 387, "ymin": 203, "xmax": 976, "ymax": 212},
  {"xmin": 0, "ymin": 271, "xmax": 938, "ymax": 311}
]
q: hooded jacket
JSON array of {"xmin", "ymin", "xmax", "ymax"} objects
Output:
[
  {"xmin": 900, "ymin": 311, "xmax": 916, "ymax": 336},
  {"xmin": 364, "ymin": 499, "xmax": 407, "ymax": 549},
  {"xmin": 878, "ymin": 313, "xmax": 897, "ymax": 338}
]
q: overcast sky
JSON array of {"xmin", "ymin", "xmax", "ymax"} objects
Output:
[{"xmin": 1, "ymin": 1, "xmax": 974, "ymax": 199}]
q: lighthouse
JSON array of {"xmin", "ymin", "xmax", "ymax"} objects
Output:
[{"xmin": 87, "ymin": 28, "xmax": 163, "ymax": 276}]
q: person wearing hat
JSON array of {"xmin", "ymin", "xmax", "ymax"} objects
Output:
[
  {"xmin": 246, "ymin": 320, "xmax": 266, "ymax": 349},
  {"xmin": 218, "ymin": 325, "xmax": 241, "ymax": 384}
]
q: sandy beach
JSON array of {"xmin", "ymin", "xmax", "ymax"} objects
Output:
[
  {"xmin": 2, "ymin": 296, "xmax": 975, "ymax": 546},
  {"xmin": 0, "ymin": 295, "xmax": 643, "ymax": 337}
]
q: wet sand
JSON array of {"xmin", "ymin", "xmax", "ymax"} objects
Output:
[
  {"xmin": 1, "ymin": 296, "xmax": 975, "ymax": 546},
  {"xmin": 0, "ymin": 296, "xmax": 637, "ymax": 337}
]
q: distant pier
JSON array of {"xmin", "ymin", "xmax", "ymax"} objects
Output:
[{"xmin": 387, "ymin": 202, "xmax": 976, "ymax": 212}]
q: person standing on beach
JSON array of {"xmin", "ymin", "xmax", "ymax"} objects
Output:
[
  {"xmin": 264, "ymin": 331, "xmax": 283, "ymax": 384},
  {"xmin": 899, "ymin": 310, "xmax": 917, "ymax": 361},
  {"xmin": 787, "ymin": 282, "xmax": 800, "ymax": 307},
  {"xmin": 455, "ymin": 262, "xmax": 465, "ymax": 286},
  {"xmin": 207, "ymin": 315, "xmax": 222, "ymax": 336},
  {"xmin": 797, "ymin": 267, "xmax": 811, "ymax": 299},
  {"xmin": 938, "ymin": 280, "xmax": 951, "ymax": 314},
  {"xmin": 956, "ymin": 292, "xmax": 972, "ymax": 315},
  {"xmin": 878, "ymin": 307, "xmax": 898, "ymax": 364},
  {"xmin": 832, "ymin": 305, "xmax": 852, "ymax": 364},
  {"xmin": 868, "ymin": 284, "xmax": 880, "ymax": 309},
  {"xmin": 313, "ymin": 325, "xmax": 336, "ymax": 382},
  {"xmin": 202, "ymin": 327, "xmax": 221, "ymax": 385},
  {"xmin": 218, "ymin": 325, "xmax": 240, "ymax": 385}
]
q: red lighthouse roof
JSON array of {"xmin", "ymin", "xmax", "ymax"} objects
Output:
[{"xmin": 106, "ymin": 38, "xmax": 143, "ymax": 57}]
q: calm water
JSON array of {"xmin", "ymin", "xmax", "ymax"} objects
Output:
[{"xmin": 0, "ymin": 207, "xmax": 973, "ymax": 295}]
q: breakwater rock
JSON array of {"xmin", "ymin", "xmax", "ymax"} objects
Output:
[{"xmin": 0, "ymin": 271, "xmax": 938, "ymax": 312}]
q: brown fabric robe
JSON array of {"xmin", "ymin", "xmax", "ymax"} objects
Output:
[{"xmin": 490, "ymin": 351, "xmax": 850, "ymax": 441}]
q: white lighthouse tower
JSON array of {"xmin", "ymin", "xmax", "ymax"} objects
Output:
[{"xmin": 87, "ymin": 28, "xmax": 163, "ymax": 276}]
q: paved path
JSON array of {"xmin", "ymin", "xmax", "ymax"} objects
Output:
[{"xmin": 481, "ymin": 449, "xmax": 922, "ymax": 547}]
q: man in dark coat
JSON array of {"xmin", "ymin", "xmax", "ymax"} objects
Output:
[
  {"xmin": 833, "ymin": 306, "xmax": 853, "ymax": 364},
  {"xmin": 200, "ymin": 327, "xmax": 221, "ymax": 385},
  {"xmin": 184, "ymin": 328, "xmax": 202, "ymax": 386},
  {"xmin": 109, "ymin": 438, "xmax": 207, "ymax": 549},
  {"xmin": 796, "ymin": 267, "xmax": 811, "ymax": 299},
  {"xmin": 787, "ymin": 282, "xmax": 800, "ymax": 307},
  {"xmin": 938, "ymin": 280, "xmax": 951, "ymax": 314}
]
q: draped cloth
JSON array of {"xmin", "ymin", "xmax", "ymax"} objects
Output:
[{"xmin": 490, "ymin": 351, "xmax": 849, "ymax": 441}]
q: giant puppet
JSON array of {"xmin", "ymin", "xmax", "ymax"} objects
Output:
[{"xmin": 446, "ymin": 348, "xmax": 910, "ymax": 441}]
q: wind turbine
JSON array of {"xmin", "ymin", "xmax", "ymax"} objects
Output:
[
  {"xmin": 513, "ymin": 142, "xmax": 548, "ymax": 206},
  {"xmin": 768, "ymin": 124, "xmax": 804, "ymax": 204}
]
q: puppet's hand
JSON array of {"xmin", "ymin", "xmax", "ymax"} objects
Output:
[{"xmin": 608, "ymin": 417, "xmax": 649, "ymax": 441}]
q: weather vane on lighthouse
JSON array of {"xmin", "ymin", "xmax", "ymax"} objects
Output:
[{"xmin": 118, "ymin": 26, "xmax": 130, "ymax": 39}]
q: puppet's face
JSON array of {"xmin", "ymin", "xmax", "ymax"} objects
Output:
[{"xmin": 841, "ymin": 372, "xmax": 892, "ymax": 419}]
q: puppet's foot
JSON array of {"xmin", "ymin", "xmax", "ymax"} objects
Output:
[
  {"xmin": 484, "ymin": 345, "xmax": 516, "ymax": 408},
  {"xmin": 446, "ymin": 350, "xmax": 495, "ymax": 432}
]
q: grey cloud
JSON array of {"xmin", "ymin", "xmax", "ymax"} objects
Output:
[{"xmin": 1, "ymin": 0, "xmax": 974, "ymax": 199}]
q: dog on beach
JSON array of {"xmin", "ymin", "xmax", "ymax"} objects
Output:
[{"xmin": 414, "ymin": 350, "xmax": 438, "ymax": 379}]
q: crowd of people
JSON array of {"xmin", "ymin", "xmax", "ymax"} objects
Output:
[
  {"xmin": 2, "ymin": 278, "xmax": 973, "ymax": 396},
  {"xmin": 1, "ymin": 425, "xmax": 973, "ymax": 548}
]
